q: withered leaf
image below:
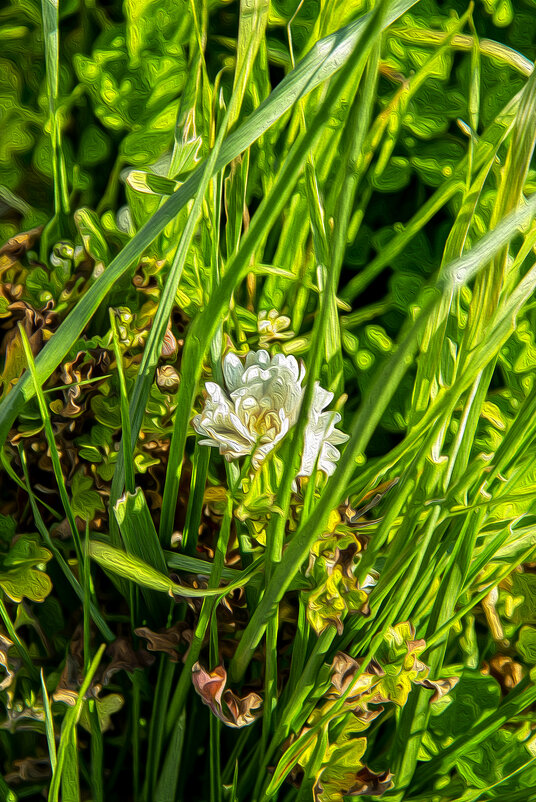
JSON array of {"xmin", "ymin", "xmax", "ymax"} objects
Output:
[
  {"xmin": 347, "ymin": 767, "xmax": 393, "ymax": 797},
  {"xmin": 4, "ymin": 757, "xmax": 51, "ymax": 784},
  {"xmin": 328, "ymin": 652, "xmax": 382, "ymax": 702},
  {"xmin": 0, "ymin": 226, "xmax": 43, "ymax": 260},
  {"xmin": 192, "ymin": 662, "xmax": 262, "ymax": 728},
  {"xmin": 416, "ymin": 675, "xmax": 460, "ymax": 703},
  {"xmin": 102, "ymin": 637, "xmax": 155, "ymax": 684},
  {"xmin": 134, "ymin": 623, "xmax": 190, "ymax": 662},
  {"xmin": 313, "ymin": 770, "xmax": 392, "ymax": 802},
  {"xmin": 486, "ymin": 654, "xmax": 524, "ymax": 692},
  {"xmin": 0, "ymin": 632, "xmax": 20, "ymax": 691}
]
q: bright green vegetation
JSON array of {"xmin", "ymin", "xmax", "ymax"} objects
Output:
[{"xmin": 2, "ymin": 0, "xmax": 536, "ymax": 799}]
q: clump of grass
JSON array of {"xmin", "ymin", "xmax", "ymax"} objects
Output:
[{"xmin": 1, "ymin": 0, "xmax": 536, "ymax": 800}]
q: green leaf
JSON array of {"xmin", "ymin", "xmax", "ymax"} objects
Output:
[
  {"xmin": 79, "ymin": 693, "xmax": 124, "ymax": 733},
  {"xmin": 73, "ymin": 208, "xmax": 111, "ymax": 269},
  {"xmin": 0, "ymin": 535, "xmax": 53, "ymax": 602},
  {"xmin": 125, "ymin": 170, "xmax": 179, "ymax": 196},
  {"xmin": 509, "ymin": 572, "xmax": 536, "ymax": 625},
  {"xmin": 426, "ymin": 672, "xmax": 501, "ymax": 746},
  {"xmin": 0, "ymin": 565, "xmax": 52, "ymax": 604},
  {"xmin": 517, "ymin": 626, "xmax": 536, "ymax": 664},
  {"xmin": 70, "ymin": 471, "xmax": 105, "ymax": 522},
  {"xmin": 89, "ymin": 539, "xmax": 174, "ymax": 595}
]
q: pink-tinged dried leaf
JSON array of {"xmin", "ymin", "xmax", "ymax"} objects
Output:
[
  {"xmin": 416, "ymin": 675, "xmax": 460, "ymax": 703},
  {"xmin": 328, "ymin": 653, "xmax": 381, "ymax": 702},
  {"xmin": 0, "ymin": 633, "xmax": 20, "ymax": 691},
  {"xmin": 193, "ymin": 662, "xmax": 226, "ymax": 707},
  {"xmin": 192, "ymin": 662, "xmax": 262, "ymax": 728}
]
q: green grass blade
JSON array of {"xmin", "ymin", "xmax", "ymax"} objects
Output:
[
  {"xmin": 230, "ymin": 0, "xmax": 270, "ymax": 128},
  {"xmin": 114, "ymin": 488, "xmax": 170, "ymax": 622},
  {"xmin": 154, "ymin": 711, "xmax": 186, "ymax": 802},
  {"xmin": 109, "ymin": 65, "xmax": 236, "ymax": 515},
  {"xmin": 49, "ymin": 644, "xmax": 106, "ymax": 802},
  {"xmin": 40, "ymin": 0, "xmax": 69, "ymax": 220},
  {"xmin": 230, "ymin": 191, "xmax": 536, "ymax": 682},
  {"xmin": 181, "ymin": 441, "xmax": 211, "ymax": 556},
  {"xmin": 413, "ymin": 670, "xmax": 536, "ymax": 793},
  {"xmin": 164, "ymin": 498, "xmax": 234, "ymax": 734},
  {"xmin": 41, "ymin": 668, "xmax": 57, "ymax": 774},
  {"xmin": 88, "ymin": 699, "xmax": 104, "ymax": 802},
  {"xmin": 89, "ymin": 539, "xmax": 262, "ymax": 599},
  {"xmin": 18, "ymin": 325, "xmax": 83, "ymax": 566},
  {"xmin": 0, "ymin": 596, "xmax": 38, "ymax": 682},
  {"xmin": 109, "ymin": 310, "xmax": 136, "ymax": 495}
]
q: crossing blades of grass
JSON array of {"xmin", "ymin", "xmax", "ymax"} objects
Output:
[
  {"xmin": 113, "ymin": 489, "xmax": 170, "ymax": 622},
  {"xmin": 159, "ymin": 0, "xmax": 396, "ymax": 544},
  {"xmin": 48, "ymin": 644, "xmax": 106, "ymax": 802},
  {"xmin": 88, "ymin": 539, "xmax": 263, "ymax": 600},
  {"xmin": 228, "ymin": 190, "xmax": 536, "ymax": 684},
  {"xmin": 0, "ymin": 0, "xmax": 419, "ymax": 451}
]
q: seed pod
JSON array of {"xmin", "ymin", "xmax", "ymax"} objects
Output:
[
  {"xmin": 157, "ymin": 364, "xmax": 180, "ymax": 393},
  {"xmin": 161, "ymin": 324, "xmax": 178, "ymax": 358}
]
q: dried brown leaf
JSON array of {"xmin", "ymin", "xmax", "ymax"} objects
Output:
[
  {"xmin": 192, "ymin": 662, "xmax": 262, "ymax": 728},
  {"xmin": 102, "ymin": 637, "xmax": 155, "ymax": 684},
  {"xmin": 416, "ymin": 675, "xmax": 460, "ymax": 703},
  {"xmin": 0, "ymin": 633, "xmax": 20, "ymax": 691},
  {"xmin": 134, "ymin": 623, "xmax": 190, "ymax": 662},
  {"xmin": 5, "ymin": 757, "xmax": 50, "ymax": 784}
]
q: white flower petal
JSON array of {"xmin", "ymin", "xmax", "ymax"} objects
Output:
[
  {"xmin": 193, "ymin": 350, "xmax": 347, "ymax": 474},
  {"xmin": 223, "ymin": 353, "xmax": 245, "ymax": 392}
]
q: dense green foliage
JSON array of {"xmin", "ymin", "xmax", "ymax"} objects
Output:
[{"xmin": 2, "ymin": 0, "xmax": 536, "ymax": 800}]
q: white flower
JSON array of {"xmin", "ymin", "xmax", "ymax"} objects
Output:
[{"xmin": 193, "ymin": 349, "xmax": 348, "ymax": 475}]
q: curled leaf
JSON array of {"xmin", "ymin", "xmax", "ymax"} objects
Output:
[
  {"xmin": 327, "ymin": 623, "xmax": 457, "ymax": 711},
  {"xmin": 192, "ymin": 662, "xmax": 262, "ymax": 728},
  {"xmin": 134, "ymin": 623, "xmax": 191, "ymax": 662},
  {"xmin": 102, "ymin": 637, "xmax": 155, "ymax": 683},
  {"xmin": 305, "ymin": 568, "xmax": 368, "ymax": 636},
  {"xmin": 4, "ymin": 757, "xmax": 51, "ymax": 784},
  {"xmin": 328, "ymin": 652, "xmax": 382, "ymax": 703},
  {"xmin": 0, "ymin": 536, "xmax": 52, "ymax": 603},
  {"xmin": 0, "ymin": 633, "xmax": 20, "ymax": 691},
  {"xmin": 416, "ymin": 675, "xmax": 460, "ymax": 703}
]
